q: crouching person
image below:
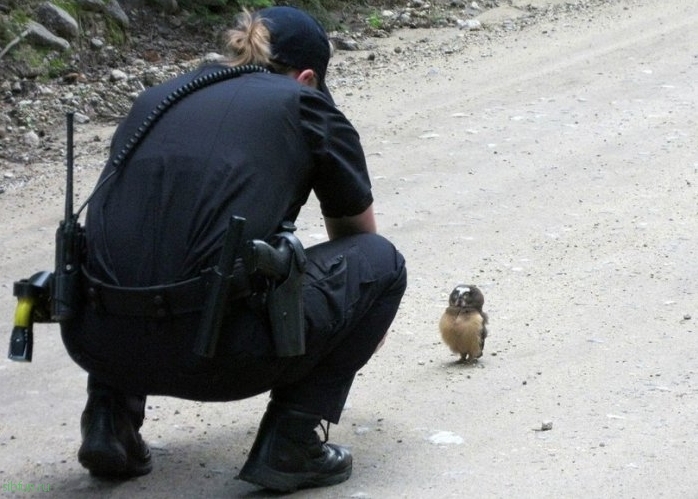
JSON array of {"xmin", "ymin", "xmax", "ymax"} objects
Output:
[{"xmin": 59, "ymin": 6, "xmax": 407, "ymax": 493}]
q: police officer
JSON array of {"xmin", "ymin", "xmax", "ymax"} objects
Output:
[{"xmin": 59, "ymin": 6, "xmax": 407, "ymax": 493}]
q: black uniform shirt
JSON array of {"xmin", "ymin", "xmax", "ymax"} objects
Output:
[{"xmin": 85, "ymin": 65, "xmax": 373, "ymax": 286}]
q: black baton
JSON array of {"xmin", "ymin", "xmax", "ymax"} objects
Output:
[{"xmin": 193, "ymin": 215, "xmax": 246, "ymax": 358}]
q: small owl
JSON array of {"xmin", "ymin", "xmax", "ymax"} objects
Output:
[{"xmin": 439, "ymin": 284, "xmax": 489, "ymax": 363}]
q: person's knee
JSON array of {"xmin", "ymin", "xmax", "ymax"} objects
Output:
[
  {"xmin": 353, "ymin": 233, "xmax": 406, "ymax": 276},
  {"xmin": 366, "ymin": 233, "xmax": 406, "ymax": 296},
  {"xmin": 392, "ymin": 252, "xmax": 407, "ymax": 295}
]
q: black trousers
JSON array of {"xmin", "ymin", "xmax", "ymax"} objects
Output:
[{"xmin": 62, "ymin": 233, "xmax": 407, "ymax": 424}]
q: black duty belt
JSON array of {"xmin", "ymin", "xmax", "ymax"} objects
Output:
[{"xmin": 81, "ymin": 262, "xmax": 252, "ymax": 319}]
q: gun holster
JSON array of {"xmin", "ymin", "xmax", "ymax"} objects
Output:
[
  {"xmin": 244, "ymin": 226, "xmax": 307, "ymax": 357},
  {"xmin": 264, "ymin": 231, "xmax": 307, "ymax": 357}
]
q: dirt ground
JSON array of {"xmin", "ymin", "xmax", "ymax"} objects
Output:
[{"xmin": 1, "ymin": 0, "xmax": 697, "ymax": 497}]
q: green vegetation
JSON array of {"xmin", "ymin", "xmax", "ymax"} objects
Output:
[
  {"xmin": 5, "ymin": 42, "xmax": 67, "ymax": 81},
  {"xmin": 103, "ymin": 15, "xmax": 127, "ymax": 45},
  {"xmin": 0, "ymin": 0, "xmax": 367, "ymax": 79},
  {"xmin": 237, "ymin": 0, "xmax": 275, "ymax": 8},
  {"xmin": 367, "ymin": 11, "xmax": 383, "ymax": 29},
  {"xmin": 52, "ymin": 0, "xmax": 81, "ymax": 19},
  {"xmin": 45, "ymin": 51, "xmax": 69, "ymax": 78},
  {"xmin": 0, "ymin": 8, "xmax": 30, "ymax": 46}
]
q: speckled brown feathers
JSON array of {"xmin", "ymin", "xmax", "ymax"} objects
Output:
[{"xmin": 439, "ymin": 284, "xmax": 489, "ymax": 362}]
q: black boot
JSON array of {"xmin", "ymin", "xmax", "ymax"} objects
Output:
[
  {"xmin": 238, "ymin": 401, "xmax": 352, "ymax": 492},
  {"xmin": 77, "ymin": 384, "xmax": 152, "ymax": 478}
]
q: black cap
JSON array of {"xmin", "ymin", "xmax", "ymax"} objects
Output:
[{"xmin": 256, "ymin": 6, "xmax": 333, "ymax": 102}]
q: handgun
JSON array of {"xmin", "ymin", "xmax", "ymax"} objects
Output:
[{"xmin": 244, "ymin": 224, "xmax": 307, "ymax": 357}]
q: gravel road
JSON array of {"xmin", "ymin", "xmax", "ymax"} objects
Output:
[{"xmin": 1, "ymin": 0, "xmax": 697, "ymax": 497}]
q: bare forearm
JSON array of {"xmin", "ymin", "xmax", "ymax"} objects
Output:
[{"xmin": 324, "ymin": 204, "xmax": 377, "ymax": 240}]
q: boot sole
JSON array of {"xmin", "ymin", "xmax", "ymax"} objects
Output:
[
  {"xmin": 238, "ymin": 461, "xmax": 352, "ymax": 492},
  {"xmin": 79, "ymin": 446, "xmax": 152, "ymax": 479}
]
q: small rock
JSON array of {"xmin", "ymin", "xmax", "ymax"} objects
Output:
[
  {"xmin": 332, "ymin": 37, "xmax": 360, "ymax": 51},
  {"xmin": 110, "ymin": 69, "xmax": 128, "ymax": 82},
  {"xmin": 429, "ymin": 431, "xmax": 464, "ymax": 445},
  {"xmin": 74, "ymin": 112, "xmax": 90, "ymax": 124},
  {"xmin": 202, "ymin": 52, "xmax": 225, "ymax": 64},
  {"xmin": 541, "ymin": 420, "xmax": 553, "ymax": 431},
  {"xmin": 23, "ymin": 131, "xmax": 40, "ymax": 147},
  {"xmin": 457, "ymin": 19, "xmax": 482, "ymax": 30}
]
